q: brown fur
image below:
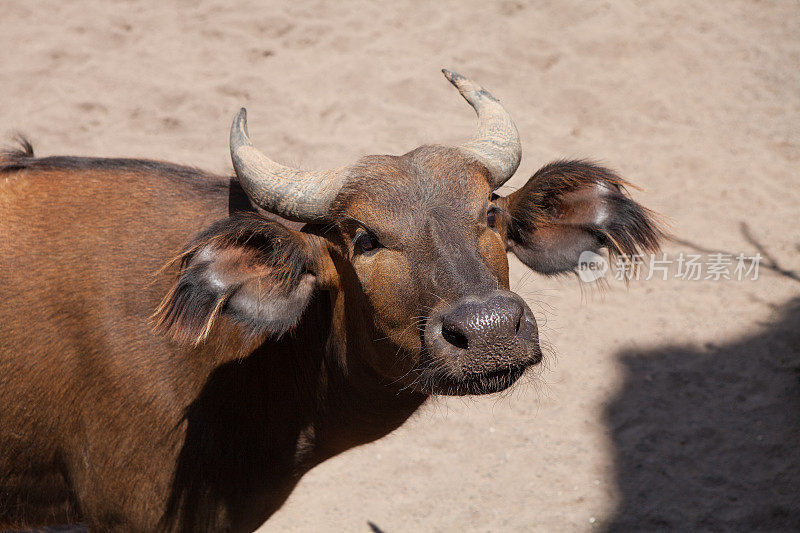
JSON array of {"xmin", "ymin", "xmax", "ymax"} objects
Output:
[{"xmin": 0, "ymin": 138, "xmax": 663, "ymax": 531}]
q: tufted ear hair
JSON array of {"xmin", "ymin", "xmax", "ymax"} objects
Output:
[
  {"xmin": 154, "ymin": 213, "xmax": 334, "ymax": 346},
  {"xmin": 495, "ymin": 160, "xmax": 664, "ymax": 275}
]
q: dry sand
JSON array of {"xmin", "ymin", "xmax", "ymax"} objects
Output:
[{"xmin": 1, "ymin": 0, "xmax": 799, "ymax": 531}]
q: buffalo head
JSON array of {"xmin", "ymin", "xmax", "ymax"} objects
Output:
[{"xmin": 156, "ymin": 70, "xmax": 661, "ymax": 396}]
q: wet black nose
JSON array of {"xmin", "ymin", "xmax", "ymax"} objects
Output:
[
  {"xmin": 423, "ymin": 290, "xmax": 541, "ymax": 395},
  {"xmin": 439, "ymin": 292, "xmax": 535, "ymax": 351}
]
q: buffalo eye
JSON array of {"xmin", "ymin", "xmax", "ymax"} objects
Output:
[
  {"xmin": 486, "ymin": 207, "xmax": 497, "ymax": 229},
  {"xmin": 353, "ymin": 231, "xmax": 382, "ymax": 254}
]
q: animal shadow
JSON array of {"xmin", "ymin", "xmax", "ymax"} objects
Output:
[{"xmin": 604, "ymin": 296, "xmax": 800, "ymax": 531}]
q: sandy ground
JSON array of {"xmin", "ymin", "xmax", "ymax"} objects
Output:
[{"xmin": 2, "ymin": 0, "xmax": 799, "ymax": 531}]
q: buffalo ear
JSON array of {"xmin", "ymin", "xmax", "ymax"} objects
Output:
[
  {"xmin": 497, "ymin": 160, "xmax": 663, "ymax": 275},
  {"xmin": 154, "ymin": 213, "xmax": 332, "ymax": 345}
]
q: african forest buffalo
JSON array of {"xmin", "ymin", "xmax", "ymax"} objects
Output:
[{"xmin": 0, "ymin": 70, "xmax": 662, "ymax": 531}]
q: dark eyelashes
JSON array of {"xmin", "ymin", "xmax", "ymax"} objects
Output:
[
  {"xmin": 353, "ymin": 230, "xmax": 382, "ymax": 254},
  {"xmin": 487, "ymin": 207, "xmax": 497, "ymax": 228}
]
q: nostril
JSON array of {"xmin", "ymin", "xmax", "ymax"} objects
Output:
[
  {"xmin": 441, "ymin": 323, "xmax": 469, "ymax": 350},
  {"xmin": 515, "ymin": 316, "xmax": 522, "ymax": 334}
]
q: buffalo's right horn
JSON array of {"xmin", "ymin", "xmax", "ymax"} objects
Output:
[{"xmin": 229, "ymin": 108, "xmax": 347, "ymax": 222}]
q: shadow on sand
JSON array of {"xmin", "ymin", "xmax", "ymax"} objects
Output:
[{"xmin": 604, "ymin": 295, "xmax": 800, "ymax": 531}]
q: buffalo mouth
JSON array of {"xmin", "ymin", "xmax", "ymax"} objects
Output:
[{"xmin": 414, "ymin": 352, "xmax": 541, "ymax": 396}]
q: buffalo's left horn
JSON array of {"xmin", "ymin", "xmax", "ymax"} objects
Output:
[
  {"xmin": 230, "ymin": 108, "xmax": 347, "ymax": 222},
  {"xmin": 442, "ymin": 69, "xmax": 522, "ymax": 189}
]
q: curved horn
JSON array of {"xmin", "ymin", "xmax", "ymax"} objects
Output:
[
  {"xmin": 230, "ymin": 108, "xmax": 347, "ymax": 222},
  {"xmin": 442, "ymin": 69, "xmax": 521, "ymax": 189}
]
